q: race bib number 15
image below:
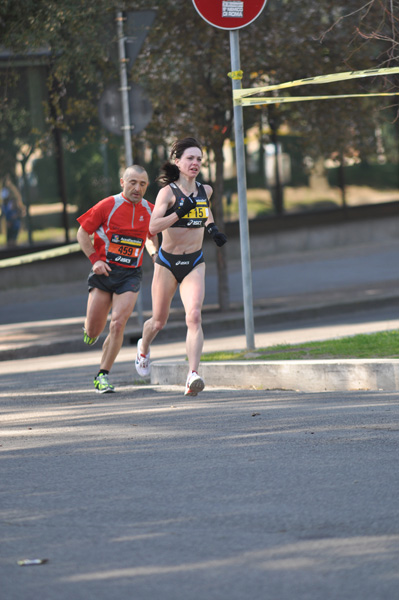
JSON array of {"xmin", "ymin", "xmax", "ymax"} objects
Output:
[{"xmin": 183, "ymin": 206, "xmax": 209, "ymax": 219}]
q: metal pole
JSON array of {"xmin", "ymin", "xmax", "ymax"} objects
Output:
[
  {"xmin": 229, "ymin": 30, "xmax": 255, "ymax": 350},
  {"xmin": 116, "ymin": 10, "xmax": 133, "ymax": 165},
  {"xmin": 116, "ymin": 10, "xmax": 144, "ymax": 327}
]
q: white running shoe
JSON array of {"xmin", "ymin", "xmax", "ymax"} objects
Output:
[
  {"xmin": 184, "ymin": 371, "xmax": 205, "ymax": 396},
  {"xmin": 135, "ymin": 338, "xmax": 151, "ymax": 377}
]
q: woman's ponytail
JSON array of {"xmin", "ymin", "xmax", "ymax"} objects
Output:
[{"xmin": 156, "ymin": 162, "xmax": 180, "ymax": 186}]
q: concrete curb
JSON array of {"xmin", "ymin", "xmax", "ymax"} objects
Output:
[
  {"xmin": 2, "ymin": 287, "xmax": 399, "ymax": 393},
  {"xmin": 150, "ymin": 359, "xmax": 399, "ymax": 393}
]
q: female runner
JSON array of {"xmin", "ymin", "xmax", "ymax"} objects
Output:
[{"xmin": 135, "ymin": 137, "xmax": 227, "ymax": 395}]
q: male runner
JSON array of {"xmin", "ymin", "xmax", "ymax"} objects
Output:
[{"xmin": 77, "ymin": 165, "xmax": 158, "ymax": 393}]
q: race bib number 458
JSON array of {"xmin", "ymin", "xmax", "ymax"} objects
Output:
[{"xmin": 107, "ymin": 234, "xmax": 143, "ymax": 267}]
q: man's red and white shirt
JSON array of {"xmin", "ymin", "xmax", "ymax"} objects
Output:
[{"xmin": 77, "ymin": 193, "xmax": 154, "ymax": 269}]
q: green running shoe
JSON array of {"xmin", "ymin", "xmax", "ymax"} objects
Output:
[
  {"xmin": 94, "ymin": 373, "xmax": 115, "ymax": 394},
  {"xmin": 83, "ymin": 328, "xmax": 98, "ymax": 346}
]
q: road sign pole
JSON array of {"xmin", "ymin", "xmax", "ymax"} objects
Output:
[
  {"xmin": 116, "ymin": 10, "xmax": 144, "ymax": 327},
  {"xmin": 229, "ymin": 30, "xmax": 255, "ymax": 351},
  {"xmin": 116, "ymin": 11, "xmax": 133, "ymax": 165},
  {"xmin": 190, "ymin": 0, "xmax": 267, "ymax": 349}
]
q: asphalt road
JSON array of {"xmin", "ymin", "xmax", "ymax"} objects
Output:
[
  {"xmin": 2, "ymin": 239, "xmax": 399, "ymax": 598},
  {"xmin": 1, "ymin": 241, "xmax": 399, "ymax": 325},
  {"xmin": 2, "ymin": 349, "xmax": 399, "ymax": 600}
]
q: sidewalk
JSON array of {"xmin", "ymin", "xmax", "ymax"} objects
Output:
[{"xmin": 1, "ymin": 241, "xmax": 399, "ymax": 391}]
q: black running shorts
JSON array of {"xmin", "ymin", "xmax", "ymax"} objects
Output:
[
  {"xmin": 155, "ymin": 247, "xmax": 204, "ymax": 283},
  {"xmin": 87, "ymin": 264, "xmax": 142, "ymax": 295}
]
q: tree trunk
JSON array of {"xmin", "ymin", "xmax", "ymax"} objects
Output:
[
  {"xmin": 49, "ymin": 72, "xmax": 69, "ymax": 244},
  {"xmin": 210, "ymin": 141, "xmax": 230, "ymax": 311},
  {"xmin": 338, "ymin": 153, "xmax": 347, "ymax": 209},
  {"xmin": 270, "ymin": 129, "xmax": 284, "ymax": 215},
  {"xmin": 53, "ymin": 125, "xmax": 70, "ymax": 243},
  {"xmin": 267, "ymin": 105, "xmax": 284, "ymax": 215}
]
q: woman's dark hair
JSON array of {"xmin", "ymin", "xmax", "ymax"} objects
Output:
[{"xmin": 157, "ymin": 137, "xmax": 203, "ymax": 186}]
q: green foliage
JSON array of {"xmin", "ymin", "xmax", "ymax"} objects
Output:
[
  {"xmin": 64, "ymin": 140, "xmax": 122, "ymax": 214},
  {"xmin": 1, "ymin": 0, "xmax": 398, "ymax": 204},
  {"xmin": 0, "ymin": 0, "xmax": 116, "ymax": 89},
  {"xmin": 132, "ymin": 0, "xmax": 399, "ymax": 183},
  {"xmin": 30, "ymin": 141, "xmax": 122, "ymax": 213},
  {"xmin": 0, "ymin": 69, "xmax": 36, "ymax": 177},
  {"xmin": 133, "ymin": 0, "xmax": 234, "ymax": 153},
  {"xmin": 0, "ymin": 0, "xmax": 118, "ymax": 174},
  {"xmin": 327, "ymin": 162, "xmax": 399, "ymax": 189},
  {"xmin": 201, "ymin": 331, "xmax": 399, "ymax": 361},
  {"xmin": 31, "ymin": 156, "xmax": 58, "ymax": 203}
]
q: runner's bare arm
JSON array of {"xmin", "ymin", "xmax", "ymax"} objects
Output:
[
  {"xmin": 149, "ymin": 186, "xmax": 196, "ymax": 235},
  {"xmin": 148, "ymin": 187, "xmax": 179, "ymax": 235},
  {"xmin": 203, "ymin": 186, "xmax": 227, "ymax": 247},
  {"xmin": 145, "ymin": 234, "xmax": 159, "ymax": 262},
  {"xmin": 204, "ymin": 184, "xmax": 214, "ymax": 227},
  {"xmin": 77, "ymin": 226, "xmax": 111, "ymax": 275}
]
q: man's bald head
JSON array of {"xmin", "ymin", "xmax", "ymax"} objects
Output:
[
  {"xmin": 122, "ymin": 165, "xmax": 149, "ymax": 181},
  {"xmin": 120, "ymin": 165, "xmax": 149, "ymax": 204}
]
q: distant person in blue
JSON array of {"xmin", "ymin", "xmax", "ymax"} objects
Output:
[{"xmin": 1, "ymin": 175, "xmax": 25, "ymax": 246}]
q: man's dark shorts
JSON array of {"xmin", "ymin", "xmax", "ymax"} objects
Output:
[{"xmin": 88, "ymin": 264, "xmax": 142, "ymax": 295}]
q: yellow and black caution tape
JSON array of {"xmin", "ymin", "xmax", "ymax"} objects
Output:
[
  {"xmin": 0, "ymin": 242, "xmax": 81, "ymax": 269},
  {"xmin": 228, "ymin": 70, "xmax": 244, "ymax": 80},
  {"xmin": 2, "ymin": 66, "xmax": 398, "ymax": 270},
  {"xmin": 240, "ymin": 92, "xmax": 399, "ymax": 107},
  {"xmin": 233, "ymin": 66, "xmax": 399, "ymax": 106}
]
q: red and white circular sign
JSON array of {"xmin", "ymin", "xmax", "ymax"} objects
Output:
[{"xmin": 192, "ymin": 0, "xmax": 267, "ymax": 30}]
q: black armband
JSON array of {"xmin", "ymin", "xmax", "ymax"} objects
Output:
[
  {"xmin": 206, "ymin": 223, "xmax": 227, "ymax": 247},
  {"xmin": 206, "ymin": 223, "xmax": 218, "ymax": 235}
]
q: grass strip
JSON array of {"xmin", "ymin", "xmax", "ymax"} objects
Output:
[{"xmin": 201, "ymin": 330, "xmax": 399, "ymax": 361}]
